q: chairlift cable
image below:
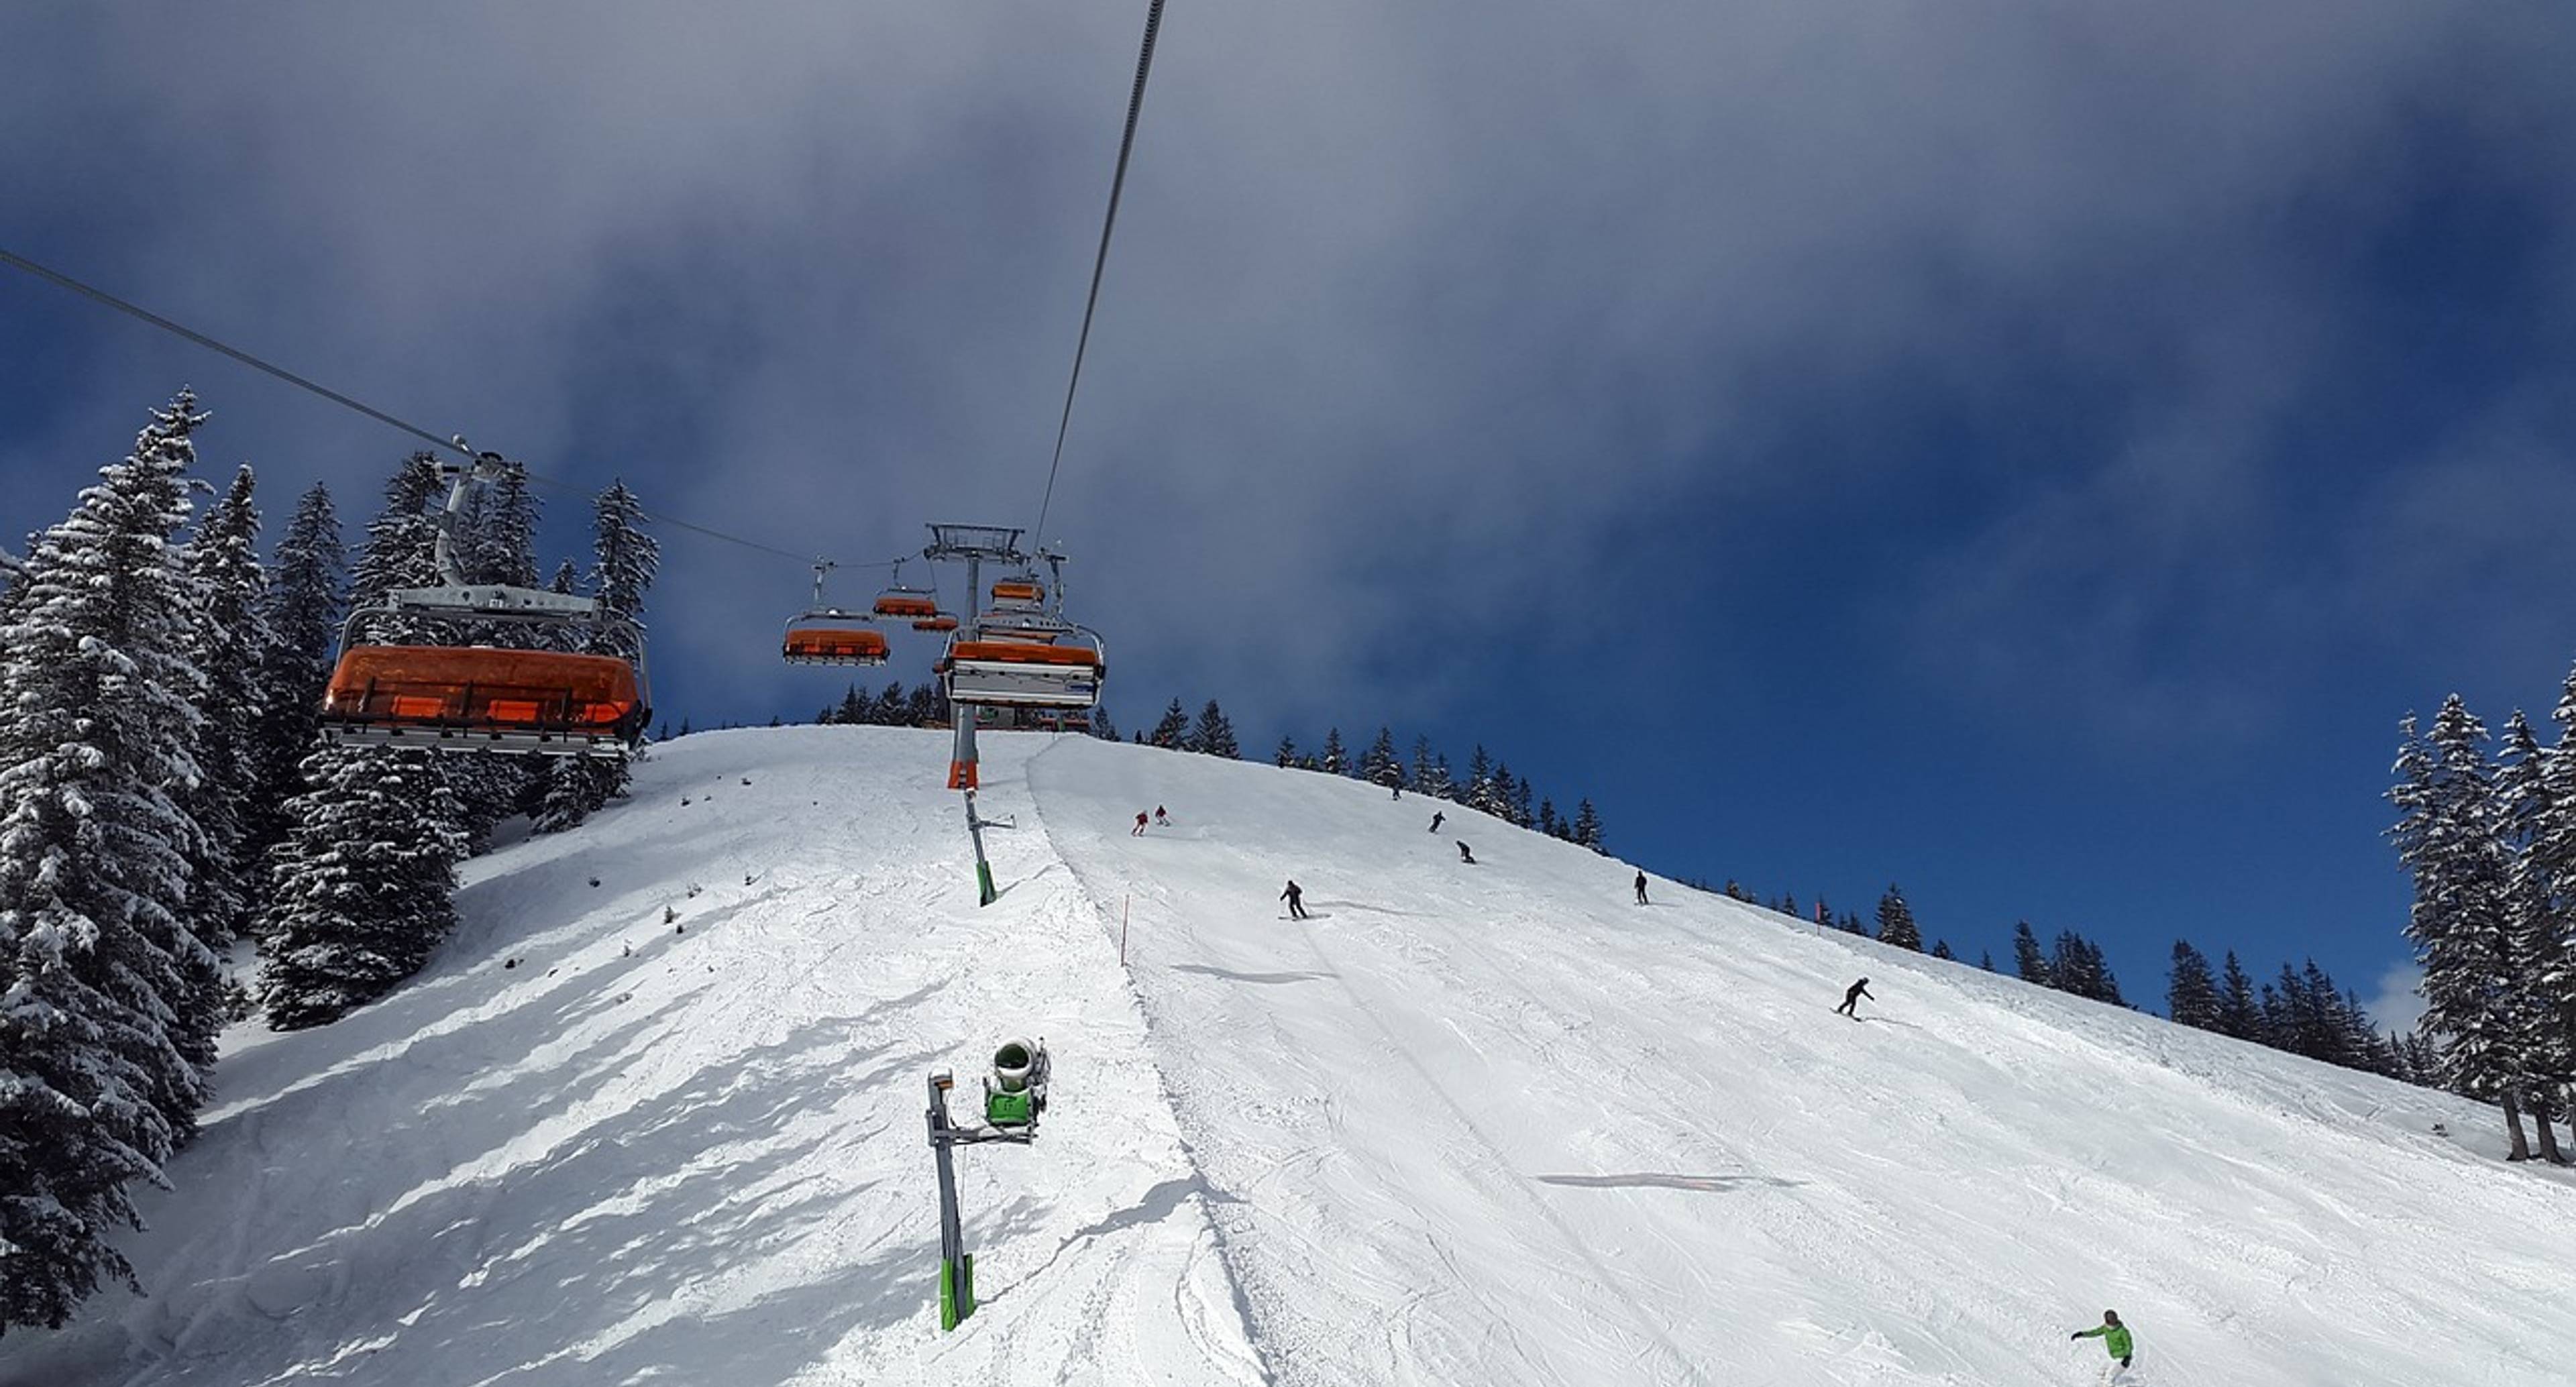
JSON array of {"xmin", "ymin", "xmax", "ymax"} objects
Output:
[
  {"xmin": 0, "ymin": 243, "xmax": 847, "ymax": 571},
  {"xmin": 1031, "ymin": 0, "xmax": 1167, "ymax": 544}
]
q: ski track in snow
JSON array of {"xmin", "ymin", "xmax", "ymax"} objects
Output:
[{"xmin": 3, "ymin": 725, "xmax": 2570, "ymax": 1387}]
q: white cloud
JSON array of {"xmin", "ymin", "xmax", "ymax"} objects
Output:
[{"xmin": 2366, "ymin": 962, "xmax": 2427, "ymax": 1037}]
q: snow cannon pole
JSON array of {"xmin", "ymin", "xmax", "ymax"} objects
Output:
[
  {"xmin": 925, "ymin": 1066, "xmax": 1034, "ymax": 1331},
  {"xmin": 926, "ymin": 1072, "xmax": 975, "ymax": 1329},
  {"xmin": 964, "ymin": 789, "xmax": 997, "ymax": 906}
]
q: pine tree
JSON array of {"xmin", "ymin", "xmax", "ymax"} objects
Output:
[
  {"xmin": 0, "ymin": 392, "xmax": 221, "ymax": 1328},
  {"xmin": 351, "ymin": 454, "xmax": 447, "ymax": 612},
  {"xmin": 258, "ymin": 745, "xmax": 466, "ymax": 1029},
  {"xmin": 1275, "ymin": 736, "xmax": 1299, "ymax": 768},
  {"xmin": 1570, "ymin": 798, "xmax": 1603, "ymax": 852},
  {"xmin": 464, "ymin": 459, "xmax": 540, "ymax": 589},
  {"xmin": 873, "ymin": 683, "xmax": 910, "ymax": 726},
  {"xmin": 1409, "ymin": 735, "xmax": 1437, "ymax": 795},
  {"xmin": 534, "ymin": 482, "xmax": 659, "ymax": 832},
  {"xmin": 1931, "ymin": 939, "xmax": 1954, "ymax": 960},
  {"xmin": 2216, "ymin": 950, "xmax": 2262, "ymax": 1040},
  {"xmin": 177, "ymin": 464, "xmax": 273, "ymax": 951},
  {"xmin": 1091, "ymin": 706, "xmax": 1118, "ymax": 740},
  {"xmin": 1978, "ymin": 950, "xmax": 1996, "ymax": 972},
  {"xmin": 2394, "ymin": 701, "xmax": 2532, "ymax": 1158},
  {"xmin": 2167, "ymin": 940, "xmax": 2220, "ymax": 1032},
  {"xmin": 248, "ymin": 483, "xmax": 344, "ymax": 865},
  {"xmin": 1875, "ymin": 885, "xmax": 1922, "ymax": 951},
  {"xmin": 1507, "ymin": 771, "xmax": 1534, "ymax": 830},
  {"xmin": 2011, "ymin": 921, "xmax": 2051, "ymax": 985},
  {"xmin": 2495, "ymin": 710, "xmax": 2573, "ymax": 1162},
  {"xmin": 1537, "ymin": 799, "xmax": 1560, "ymax": 837},
  {"xmin": 1319, "ymin": 727, "xmax": 1348, "ymax": 777},
  {"xmin": 1362, "ymin": 727, "xmax": 1401, "ymax": 789},
  {"xmin": 1149, "ymin": 698, "xmax": 1189, "ymax": 749},
  {"xmin": 1191, "ymin": 700, "xmax": 1239, "ymax": 758},
  {"xmin": 1463, "ymin": 746, "xmax": 1496, "ymax": 814},
  {"xmin": 1429, "ymin": 755, "xmax": 1457, "ymax": 802},
  {"xmin": 2047, "ymin": 932, "xmax": 2123, "ymax": 1005},
  {"xmin": 1838, "ymin": 910, "xmax": 1867, "ymax": 936}
]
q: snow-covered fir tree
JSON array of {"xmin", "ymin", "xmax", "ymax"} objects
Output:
[
  {"xmin": 535, "ymin": 480, "xmax": 659, "ymax": 832},
  {"xmin": 1318, "ymin": 727, "xmax": 1348, "ymax": 777},
  {"xmin": 2392, "ymin": 701, "xmax": 2534, "ymax": 1158},
  {"xmin": 1930, "ymin": 939, "xmax": 1954, "ymax": 960},
  {"xmin": 2166, "ymin": 940, "xmax": 2221, "ymax": 1032},
  {"xmin": 248, "ymin": 483, "xmax": 344, "ymax": 865},
  {"xmin": 2216, "ymin": 950, "xmax": 2262, "ymax": 1040},
  {"xmin": 1570, "ymin": 798, "xmax": 1603, "ymax": 852},
  {"xmin": 1462, "ymin": 746, "xmax": 1495, "ymax": 814},
  {"xmin": 1148, "ymin": 698, "xmax": 1190, "ymax": 750},
  {"xmin": 258, "ymin": 743, "xmax": 466, "ymax": 1030},
  {"xmin": 1190, "ymin": 700, "xmax": 1239, "ymax": 759},
  {"xmin": 2493, "ymin": 710, "xmax": 2571, "ymax": 1162},
  {"xmin": 2534, "ymin": 663, "xmax": 2576, "ymax": 1146},
  {"xmin": 0, "ymin": 392, "xmax": 221, "ymax": 1329},
  {"xmin": 1362, "ymin": 727, "xmax": 1401, "ymax": 789},
  {"xmin": 1274, "ymin": 735, "xmax": 1299, "ymax": 768},
  {"xmin": 1874, "ymin": 885, "xmax": 1922, "ymax": 951},
  {"xmin": 2010, "ymin": 922, "xmax": 2051, "ymax": 985},
  {"xmin": 2047, "ymin": 931, "xmax": 2123, "ymax": 1005},
  {"xmin": 176, "ymin": 463, "xmax": 273, "ymax": 951},
  {"xmin": 449, "ymin": 462, "xmax": 549, "ymax": 850},
  {"xmin": 1091, "ymin": 706, "xmax": 1119, "ymax": 741},
  {"xmin": 351, "ymin": 454, "xmax": 447, "ymax": 614}
]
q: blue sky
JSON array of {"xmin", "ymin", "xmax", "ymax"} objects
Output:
[{"xmin": 5, "ymin": 3, "xmax": 2574, "ymax": 1024}]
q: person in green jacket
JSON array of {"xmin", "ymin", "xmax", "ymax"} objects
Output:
[{"xmin": 2071, "ymin": 1309, "xmax": 2134, "ymax": 1371}]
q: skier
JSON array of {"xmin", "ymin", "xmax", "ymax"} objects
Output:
[
  {"xmin": 1428, "ymin": 811, "xmax": 1444, "ymax": 833},
  {"xmin": 1634, "ymin": 870, "xmax": 1649, "ymax": 905},
  {"xmin": 1835, "ymin": 977, "xmax": 1873, "ymax": 1017},
  {"xmin": 2070, "ymin": 1310, "xmax": 2135, "ymax": 1378},
  {"xmin": 1457, "ymin": 842, "xmax": 1476, "ymax": 865},
  {"xmin": 1155, "ymin": 806, "xmax": 1171, "ymax": 827},
  {"xmin": 1390, "ymin": 779, "xmax": 1402, "ymax": 801},
  {"xmin": 1132, "ymin": 811, "xmax": 1149, "ymax": 836},
  {"xmin": 1281, "ymin": 879, "xmax": 1309, "ymax": 920}
]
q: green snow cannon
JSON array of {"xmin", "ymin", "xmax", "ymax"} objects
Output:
[{"xmin": 983, "ymin": 1038, "xmax": 1049, "ymax": 1129}]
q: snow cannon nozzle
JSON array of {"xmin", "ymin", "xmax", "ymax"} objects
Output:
[{"xmin": 990, "ymin": 1039, "xmax": 1036, "ymax": 1093}]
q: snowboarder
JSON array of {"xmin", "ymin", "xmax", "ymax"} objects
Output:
[
  {"xmin": 1634, "ymin": 870, "xmax": 1649, "ymax": 905},
  {"xmin": 1155, "ymin": 806, "xmax": 1171, "ymax": 826},
  {"xmin": 1390, "ymin": 780, "xmax": 1402, "ymax": 800},
  {"xmin": 1132, "ymin": 811, "xmax": 1149, "ymax": 836},
  {"xmin": 1457, "ymin": 842, "xmax": 1475, "ymax": 865},
  {"xmin": 1428, "ymin": 811, "xmax": 1444, "ymax": 833},
  {"xmin": 2070, "ymin": 1310, "xmax": 2135, "ymax": 1377},
  {"xmin": 1835, "ymin": 977, "xmax": 1873, "ymax": 1017},
  {"xmin": 1281, "ymin": 879, "xmax": 1309, "ymax": 920}
]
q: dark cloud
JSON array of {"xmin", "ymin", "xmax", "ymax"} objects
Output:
[{"xmin": 3, "ymin": 1, "xmax": 2572, "ymax": 740}]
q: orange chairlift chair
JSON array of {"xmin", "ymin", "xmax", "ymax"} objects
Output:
[{"xmin": 320, "ymin": 453, "xmax": 649, "ymax": 757}]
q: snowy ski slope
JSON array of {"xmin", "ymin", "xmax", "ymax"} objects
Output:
[{"xmin": 5, "ymin": 726, "xmax": 2568, "ymax": 1386}]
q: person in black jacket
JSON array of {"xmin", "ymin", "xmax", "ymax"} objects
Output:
[
  {"xmin": 1634, "ymin": 870, "xmax": 1649, "ymax": 905},
  {"xmin": 1456, "ymin": 842, "xmax": 1475, "ymax": 865},
  {"xmin": 1835, "ymin": 977, "xmax": 1874, "ymax": 1017},
  {"xmin": 1281, "ymin": 879, "xmax": 1309, "ymax": 920}
]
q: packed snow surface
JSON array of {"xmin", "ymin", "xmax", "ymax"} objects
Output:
[{"xmin": 5, "ymin": 726, "xmax": 2569, "ymax": 1386}]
